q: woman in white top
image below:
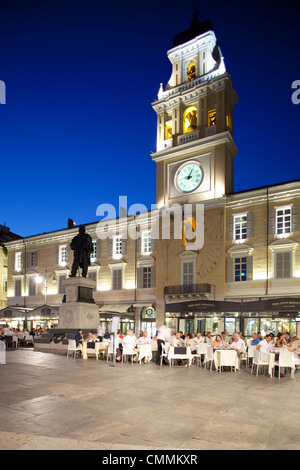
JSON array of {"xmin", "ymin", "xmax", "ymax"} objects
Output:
[
  {"xmin": 211, "ymin": 335, "xmax": 223, "ymax": 350},
  {"xmin": 185, "ymin": 333, "xmax": 197, "ymax": 354}
]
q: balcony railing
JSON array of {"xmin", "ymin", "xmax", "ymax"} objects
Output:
[{"xmin": 164, "ymin": 284, "xmax": 211, "ymax": 296}]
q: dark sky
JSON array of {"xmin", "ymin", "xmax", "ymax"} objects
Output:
[{"xmin": 1, "ymin": 0, "xmax": 300, "ymax": 237}]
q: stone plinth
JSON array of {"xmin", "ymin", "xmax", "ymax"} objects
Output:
[{"xmin": 57, "ymin": 277, "xmax": 99, "ymax": 330}]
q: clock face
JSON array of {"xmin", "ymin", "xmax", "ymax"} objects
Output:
[{"xmin": 175, "ymin": 162, "xmax": 204, "ymax": 193}]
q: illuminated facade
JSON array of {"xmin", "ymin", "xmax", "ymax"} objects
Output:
[{"xmin": 3, "ymin": 13, "xmax": 300, "ymax": 339}]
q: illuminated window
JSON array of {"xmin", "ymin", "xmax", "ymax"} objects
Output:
[
  {"xmin": 59, "ymin": 245, "xmax": 67, "ymax": 266},
  {"xmin": 183, "ymin": 106, "xmax": 197, "ymax": 134},
  {"xmin": 208, "ymin": 109, "xmax": 216, "ymax": 126},
  {"xmin": 234, "ymin": 215, "xmax": 247, "ymax": 241},
  {"xmin": 90, "ymin": 240, "xmax": 97, "ymax": 261},
  {"xmin": 276, "ymin": 207, "xmax": 291, "ymax": 235},
  {"xmin": 165, "ymin": 125, "xmax": 172, "ymax": 140},
  {"xmin": 15, "ymin": 252, "xmax": 22, "ymax": 271},
  {"xmin": 113, "ymin": 236, "xmax": 123, "ymax": 259},
  {"xmin": 142, "ymin": 230, "xmax": 152, "ymax": 254},
  {"xmin": 186, "ymin": 61, "xmax": 196, "ymax": 82}
]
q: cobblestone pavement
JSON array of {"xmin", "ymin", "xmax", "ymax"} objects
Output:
[{"xmin": 1, "ymin": 349, "xmax": 300, "ymax": 450}]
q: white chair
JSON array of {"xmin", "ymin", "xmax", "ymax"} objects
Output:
[
  {"xmin": 160, "ymin": 343, "xmax": 169, "ymax": 366},
  {"xmin": 198, "ymin": 343, "xmax": 208, "ymax": 366},
  {"xmin": 67, "ymin": 339, "xmax": 81, "ymax": 359},
  {"xmin": 247, "ymin": 346, "xmax": 256, "ymax": 366},
  {"xmin": 251, "ymin": 349, "xmax": 269, "ymax": 376},
  {"xmin": 24, "ymin": 335, "xmax": 34, "ymax": 346},
  {"xmin": 122, "ymin": 341, "xmax": 137, "ymax": 364},
  {"xmin": 106, "ymin": 340, "xmax": 117, "ymax": 362},
  {"xmin": 0, "ymin": 340, "xmax": 6, "ymax": 365},
  {"xmin": 273, "ymin": 350, "xmax": 295, "ymax": 379},
  {"xmin": 204, "ymin": 346, "xmax": 213, "ymax": 371},
  {"xmin": 85, "ymin": 342, "xmax": 98, "ymax": 360}
]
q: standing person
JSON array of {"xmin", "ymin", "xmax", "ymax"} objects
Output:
[
  {"xmin": 156, "ymin": 324, "xmax": 171, "ymax": 365},
  {"xmin": 97, "ymin": 322, "xmax": 105, "ymax": 342}
]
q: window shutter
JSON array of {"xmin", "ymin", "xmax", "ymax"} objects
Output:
[
  {"xmin": 151, "ymin": 266, "xmax": 156, "ymax": 288},
  {"xmin": 292, "ymin": 205, "xmax": 299, "ymax": 233},
  {"xmin": 227, "ymin": 257, "xmax": 234, "ymax": 283},
  {"xmin": 121, "ymin": 238, "xmax": 127, "ymax": 255},
  {"xmin": 15, "ymin": 279, "xmax": 21, "ymax": 296},
  {"xmin": 96, "ymin": 239, "xmax": 101, "ymax": 259},
  {"xmin": 246, "ymin": 256, "xmax": 253, "ymax": 281},
  {"xmin": 66, "ymin": 245, "xmax": 70, "ymax": 263},
  {"xmin": 268, "ymin": 209, "xmax": 276, "ymax": 235},
  {"xmin": 109, "ymin": 238, "xmax": 113, "ymax": 257},
  {"xmin": 227, "ymin": 216, "xmax": 234, "ymax": 241},
  {"xmin": 137, "ymin": 236, "xmax": 142, "ymax": 254},
  {"xmin": 56, "ymin": 246, "xmax": 59, "ymax": 264},
  {"xmin": 151, "ymin": 232, "xmax": 156, "ymax": 252},
  {"xmin": 247, "ymin": 213, "xmax": 254, "ymax": 238},
  {"xmin": 20, "ymin": 253, "xmax": 24, "ymax": 269},
  {"xmin": 137, "ymin": 267, "xmax": 143, "ymax": 288},
  {"xmin": 26, "ymin": 252, "xmax": 31, "ymax": 269}
]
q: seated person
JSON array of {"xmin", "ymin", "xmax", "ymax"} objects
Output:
[
  {"xmin": 211, "ymin": 334, "xmax": 223, "ymax": 350},
  {"xmin": 229, "ymin": 332, "xmax": 246, "ymax": 352},
  {"xmin": 221, "ymin": 331, "xmax": 230, "ymax": 344},
  {"xmin": 115, "ymin": 329, "xmax": 123, "ymax": 362},
  {"xmin": 284, "ymin": 332, "xmax": 292, "ymax": 344},
  {"xmin": 251, "ymin": 333, "xmax": 260, "ymax": 346},
  {"xmin": 86, "ymin": 331, "xmax": 96, "ymax": 342},
  {"xmin": 137, "ymin": 330, "xmax": 151, "ymax": 345},
  {"xmin": 185, "ymin": 333, "xmax": 197, "ymax": 354},
  {"xmin": 276, "ymin": 333, "xmax": 287, "ymax": 348},
  {"xmin": 205, "ymin": 332, "xmax": 213, "ymax": 345},
  {"xmin": 122, "ymin": 329, "xmax": 138, "ymax": 362},
  {"xmin": 256, "ymin": 334, "xmax": 273, "ymax": 352},
  {"xmin": 173, "ymin": 332, "xmax": 185, "ymax": 347},
  {"xmin": 194, "ymin": 332, "xmax": 204, "ymax": 345},
  {"xmin": 72, "ymin": 329, "xmax": 84, "ymax": 355}
]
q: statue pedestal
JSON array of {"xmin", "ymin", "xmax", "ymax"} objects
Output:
[{"xmin": 57, "ymin": 277, "xmax": 99, "ymax": 330}]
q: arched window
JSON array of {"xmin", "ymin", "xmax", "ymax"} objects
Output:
[
  {"xmin": 183, "ymin": 106, "xmax": 197, "ymax": 134},
  {"xmin": 187, "ymin": 61, "xmax": 196, "ymax": 82}
]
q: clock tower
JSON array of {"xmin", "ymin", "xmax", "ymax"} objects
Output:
[{"xmin": 151, "ymin": 11, "xmax": 238, "ymax": 208}]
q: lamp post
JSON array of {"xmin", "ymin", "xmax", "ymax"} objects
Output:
[{"xmin": 35, "ymin": 267, "xmax": 56, "ymax": 305}]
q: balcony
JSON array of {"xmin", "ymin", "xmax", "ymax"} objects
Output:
[{"xmin": 164, "ymin": 283, "xmax": 211, "ymax": 299}]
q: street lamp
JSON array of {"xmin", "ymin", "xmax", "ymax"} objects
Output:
[{"xmin": 35, "ymin": 267, "xmax": 56, "ymax": 305}]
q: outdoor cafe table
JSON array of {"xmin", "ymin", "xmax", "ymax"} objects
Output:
[
  {"xmin": 82, "ymin": 340, "xmax": 109, "ymax": 360},
  {"xmin": 213, "ymin": 348, "xmax": 239, "ymax": 372},
  {"xmin": 261, "ymin": 348, "xmax": 300, "ymax": 376},
  {"xmin": 137, "ymin": 343, "xmax": 152, "ymax": 363},
  {"xmin": 168, "ymin": 346, "xmax": 192, "ymax": 367}
]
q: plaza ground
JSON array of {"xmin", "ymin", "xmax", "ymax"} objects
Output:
[{"xmin": 1, "ymin": 349, "xmax": 300, "ymax": 450}]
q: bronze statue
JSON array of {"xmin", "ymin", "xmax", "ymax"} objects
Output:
[{"xmin": 69, "ymin": 225, "xmax": 93, "ymax": 277}]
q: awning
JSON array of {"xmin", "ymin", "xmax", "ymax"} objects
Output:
[
  {"xmin": 99, "ymin": 304, "xmax": 133, "ymax": 314},
  {"xmin": 29, "ymin": 304, "xmax": 59, "ymax": 317}
]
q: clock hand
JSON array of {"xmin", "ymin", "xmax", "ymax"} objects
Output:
[{"xmin": 186, "ymin": 168, "xmax": 193, "ymax": 180}]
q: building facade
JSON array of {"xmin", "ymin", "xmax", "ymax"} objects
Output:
[{"xmin": 4, "ymin": 14, "xmax": 300, "ymax": 339}]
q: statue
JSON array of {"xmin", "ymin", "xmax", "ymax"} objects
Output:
[{"xmin": 69, "ymin": 225, "xmax": 93, "ymax": 278}]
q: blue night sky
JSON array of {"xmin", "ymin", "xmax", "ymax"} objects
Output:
[{"xmin": 1, "ymin": 0, "xmax": 300, "ymax": 237}]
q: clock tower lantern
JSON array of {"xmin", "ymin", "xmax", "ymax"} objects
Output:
[{"xmin": 151, "ymin": 11, "xmax": 238, "ymax": 208}]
